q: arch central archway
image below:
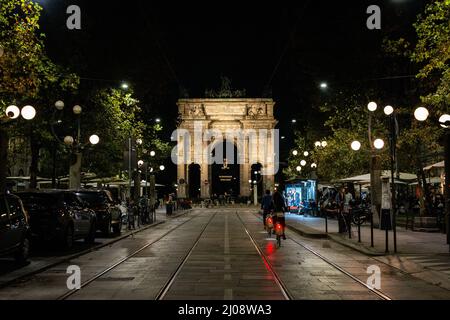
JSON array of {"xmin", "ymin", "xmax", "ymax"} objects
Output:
[{"xmin": 210, "ymin": 140, "xmax": 240, "ymax": 198}]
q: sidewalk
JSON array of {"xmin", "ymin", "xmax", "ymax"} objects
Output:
[
  {"xmin": 285, "ymin": 213, "xmax": 450, "ymax": 291},
  {"xmin": 285, "ymin": 213, "xmax": 449, "ymax": 255}
]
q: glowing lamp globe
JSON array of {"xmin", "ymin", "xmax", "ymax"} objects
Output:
[
  {"xmin": 351, "ymin": 141, "xmax": 361, "ymax": 151},
  {"xmin": 73, "ymin": 105, "xmax": 82, "ymax": 115},
  {"xmin": 64, "ymin": 136, "xmax": 74, "ymax": 145},
  {"xmin": 439, "ymin": 114, "xmax": 450, "ymax": 128},
  {"xmin": 300, "ymin": 160, "xmax": 307, "ymax": 166},
  {"xmin": 89, "ymin": 134, "xmax": 100, "ymax": 145},
  {"xmin": 414, "ymin": 107, "xmax": 429, "ymax": 122},
  {"xmin": 5, "ymin": 105, "xmax": 20, "ymax": 119},
  {"xmin": 55, "ymin": 100, "xmax": 65, "ymax": 110},
  {"xmin": 21, "ymin": 105, "xmax": 36, "ymax": 120},
  {"xmin": 374, "ymin": 138, "xmax": 384, "ymax": 150},
  {"xmin": 384, "ymin": 105, "xmax": 394, "ymax": 116},
  {"xmin": 367, "ymin": 102, "xmax": 377, "ymax": 112}
]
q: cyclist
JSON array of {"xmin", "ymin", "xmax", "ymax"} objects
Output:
[
  {"xmin": 272, "ymin": 190, "xmax": 287, "ymax": 240},
  {"xmin": 261, "ymin": 190, "xmax": 273, "ymax": 228}
]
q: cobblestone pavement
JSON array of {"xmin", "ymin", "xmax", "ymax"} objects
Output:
[{"xmin": 0, "ymin": 208, "xmax": 448, "ymax": 300}]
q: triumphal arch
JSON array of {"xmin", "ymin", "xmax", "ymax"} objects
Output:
[{"xmin": 174, "ymin": 98, "xmax": 278, "ymax": 199}]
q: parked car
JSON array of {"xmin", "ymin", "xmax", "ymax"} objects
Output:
[
  {"xmin": 17, "ymin": 191, "xmax": 97, "ymax": 249},
  {"xmin": 73, "ymin": 190, "xmax": 122, "ymax": 235},
  {"xmin": 0, "ymin": 194, "xmax": 31, "ymax": 262}
]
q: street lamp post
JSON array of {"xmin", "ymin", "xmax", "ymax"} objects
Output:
[
  {"xmin": 414, "ymin": 108, "xmax": 450, "ymax": 252},
  {"xmin": 51, "ymin": 101, "xmax": 99, "ymax": 189},
  {"xmin": 1, "ymin": 105, "xmax": 37, "ymax": 192},
  {"xmin": 384, "ymin": 105, "xmax": 398, "ymax": 253}
]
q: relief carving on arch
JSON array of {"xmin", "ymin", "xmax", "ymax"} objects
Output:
[
  {"xmin": 188, "ymin": 104, "xmax": 205, "ymax": 117},
  {"xmin": 247, "ymin": 104, "xmax": 266, "ymax": 118}
]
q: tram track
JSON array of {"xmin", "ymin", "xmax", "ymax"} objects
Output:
[
  {"xmin": 249, "ymin": 211, "xmax": 392, "ymax": 300},
  {"xmin": 57, "ymin": 212, "xmax": 203, "ymax": 300},
  {"xmin": 155, "ymin": 212, "xmax": 217, "ymax": 300},
  {"xmin": 235, "ymin": 212, "xmax": 292, "ymax": 300}
]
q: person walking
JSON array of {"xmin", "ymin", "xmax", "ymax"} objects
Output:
[
  {"xmin": 272, "ymin": 190, "xmax": 287, "ymax": 239},
  {"xmin": 261, "ymin": 190, "xmax": 273, "ymax": 227},
  {"xmin": 127, "ymin": 199, "xmax": 136, "ymax": 230},
  {"xmin": 335, "ymin": 187, "xmax": 346, "ymax": 233}
]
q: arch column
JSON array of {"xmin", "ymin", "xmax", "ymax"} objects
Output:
[
  {"xmin": 240, "ymin": 135, "xmax": 251, "ymax": 196},
  {"xmin": 200, "ymin": 140, "xmax": 210, "ymax": 198}
]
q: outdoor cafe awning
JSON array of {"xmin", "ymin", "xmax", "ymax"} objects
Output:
[
  {"xmin": 423, "ymin": 160, "xmax": 444, "ymax": 171},
  {"xmin": 340, "ymin": 171, "xmax": 416, "ymax": 184}
]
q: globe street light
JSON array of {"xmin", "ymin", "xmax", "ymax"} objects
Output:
[
  {"xmin": 150, "ymin": 150, "xmax": 156, "ymax": 157},
  {"xmin": 414, "ymin": 107, "xmax": 429, "ymax": 122},
  {"xmin": 311, "ymin": 163, "xmax": 317, "ymax": 169},
  {"xmin": 439, "ymin": 114, "xmax": 450, "ymax": 129},
  {"xmin": 314, "ymin": 141, "xmax": 321, "ymax": 147},
  {"xmin": 321, "ymin": 141, "xmax": 327, "ymax": 147},
  {"xmin": 373, "ymin": 138, "xmax": 385, "ymax": 150},
  {"xmin": 303, "ymin": 151, "xmax": 309, "ymax": 157},
  {"xmin": 159, "ymin": 165, "xmax": 165, "ymax": 171},
  {"xmin": 55, "ymin": 100, "xmax": 65, "ymax": 110},
  {"xmin": 89, "ymin": 134, "xmax": 100, "ymax": 145},
  {"xmin": 368, "ymin": 101, "xmax": 377, "ymax": 112},
  {"xmin": 384, "ymin": 105, "xmax": 394, "ymax": 116},
  {"xmin": 64, "ymin": 135, "xmax": 74, "ymax": 145},
  {"xmin": 300, "ymin": 160, "xmax": 307, "ymax": 166},
  {"xmin": 292, "ymin": 150, "xmax": 298, "ymax": 156},
  {"xmin": 138, "ymin": 160, "xmax": 144, "ymax": 167},
  {"xmin": 5, "ymin": 105, "xmax": 19, "ymax": 119},
  {"xmin": 72, "ymin": 105, "xmax": 82, "ymax": 115},
  {"xmin": 296, "ymin": 166, "xmax": 301, "ymax": 172},
  {"xmin": 351, "ymin": 140, "xmax": 361, "ymax": 151},
  {"xmin": 320, "ymin": 82, "xmax": 328, "ymax": 89}
]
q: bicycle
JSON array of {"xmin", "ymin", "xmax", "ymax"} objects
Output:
[
  {"xmin": 265, "ymin": 215, "xmax": 274, "ymax": 237},
  {"xmin": 275, "ymin": 222, "xmax": 284, "ymax": 247}
]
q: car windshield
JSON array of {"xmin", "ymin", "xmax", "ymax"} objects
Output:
[
  {"xmin": 75, "ymin": 192, "xmax": 108, "ymax": 206},
  {"xmin": 18, "ymin": 193, "xmax": 60, "ymax": 210}
]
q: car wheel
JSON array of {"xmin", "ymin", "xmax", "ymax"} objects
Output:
[
  {"xmin": 103, "ymin": 219, "xmax": 111, "ymax": 236},
  {"xmin": 63, "ymin": 226, "xmax": 74, "ymax": 250},
  {"xmin": 112, "ymin": 221, "xmax": 122, "ymax": 234},
  {"xmin": 14, "ymin": 236, "xmax": 30, "ymax": 263},
  {"xmin": 85, "ymin": 221, "xmax": 96, "ymax": 244}
]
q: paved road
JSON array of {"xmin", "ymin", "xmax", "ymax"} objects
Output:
[{"xmin": 0, "ymin": 208, "xmax": 449, "ymax": 300}]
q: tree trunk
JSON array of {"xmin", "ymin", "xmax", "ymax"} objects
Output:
[
  {"xmin": 416, "ymin": 156, "xmax": 433, "ymax": 216},
  {"xmin": 0, "ymin": 129, "xmax": 8, "ymax": 193},
  {"xmin": 69, "ymin": 152, "xmax": 82, "ymax": 189},
  {"xmin": 29, "ymin": 137, "xmax": 40, "ymax": 190},
  {"xmin": 133, "ymin": 169, "xmax": 141, "ymax": 201}
]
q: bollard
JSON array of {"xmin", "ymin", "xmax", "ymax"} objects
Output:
[
  {"xmin": 358, "ymin": 212, "xmax": 361, "ymax": 243},
  {"xmin": 348, "ymin": 212, "xmax": 352, "ymax": 239}
]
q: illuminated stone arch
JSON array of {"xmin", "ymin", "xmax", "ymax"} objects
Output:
[{"xmin": 175, "ymin": 98, "xmax": 278, "ymax": 199}]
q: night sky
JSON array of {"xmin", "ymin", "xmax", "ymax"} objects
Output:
[{"xmin": 34, "ymin": 0, "xmax": 426, "ymax": 183}]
